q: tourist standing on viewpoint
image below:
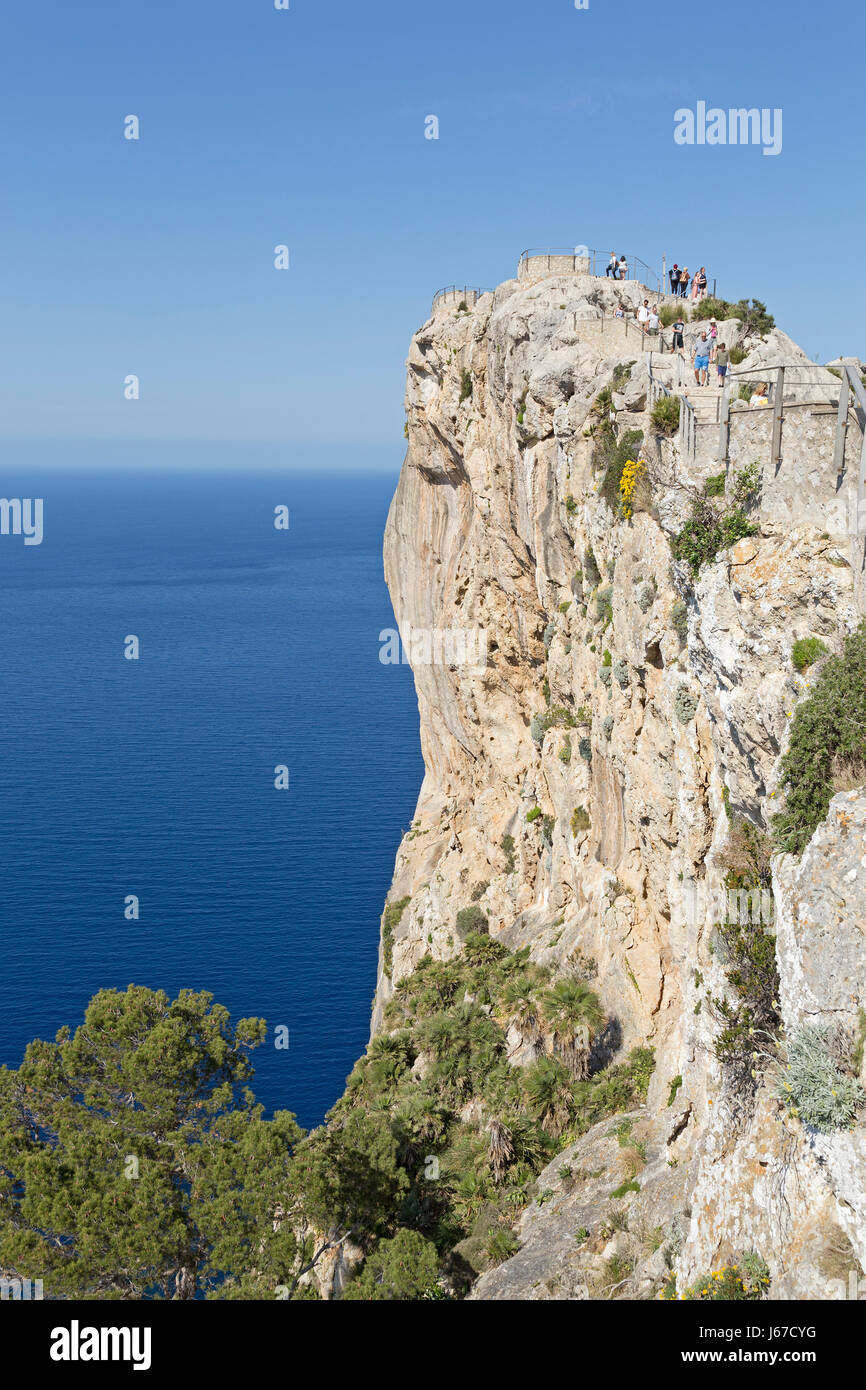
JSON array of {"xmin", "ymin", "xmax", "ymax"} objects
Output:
[
  {"xmin": 618, "ymin": 255, "xmax": 628, "ymax": 280},
  {"xmin": 669, "ymin": 263, "xmax": 681, "ymax": 295},
  {"xmin": 607, "ymin": 252, "xmax": 619, "ymax": 279},
  {"xmin": 694, "ymin": 332, "xmax": 710, "ymax": 385},
  {"xmin": 679, "ymin": 266, "xmax": 690, "ymax": 298}
]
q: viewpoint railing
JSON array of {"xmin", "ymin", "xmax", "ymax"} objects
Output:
[
  {"xmin": 518, "ymin": 248, "xmax": 664, "ymax": 295},
  {"xmin": 649, "ymin": 354, "xmax": 866, "ymax": 567},
  {"xmin": 431, "ymin": 285, "xmax": 494, "ymax": 312}
]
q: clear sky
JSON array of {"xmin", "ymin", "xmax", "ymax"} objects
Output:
[{"xmin": 1, "ymin": 0, "xmax": 863, "ymax": 469}]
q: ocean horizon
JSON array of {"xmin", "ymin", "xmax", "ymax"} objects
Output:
[{"xmin": 0, "ymin": 467, "xmax": 423, "ymax": 1132}]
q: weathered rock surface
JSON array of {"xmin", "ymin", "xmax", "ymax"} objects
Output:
[{"xmin": 375, "ymin": 268, "xmax": 866, "ymax": 1298}]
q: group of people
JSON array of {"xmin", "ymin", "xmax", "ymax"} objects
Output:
[
  {"xmin": 604, "ymin": 252, "xmax": 710, "ymax": 301},
  {"xmin": 605, "ymin": 253, "xmax": 629, "ymax": 280},
  {"xmin": 668, "ymin": 263, "xmax": 708, "ymax": 301}
]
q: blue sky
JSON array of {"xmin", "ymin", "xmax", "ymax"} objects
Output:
[{"xmin": 1, "ymin": 0, "xmax": 862, "ymax": 468}]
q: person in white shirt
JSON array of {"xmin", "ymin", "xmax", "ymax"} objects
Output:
[
  {"xmin": 648, "ymin": 304, "xmax": 660, "ymax": 334},
  {"xmin": 750, "ymin": 382, "xmax": 770, "ymax": 406},
  {"xmin": 618, "ymin": 256, "xmax": 628, "ymax": 279},
  {"xmin": 638, "ymin": 300, "xmax": 650, "ymax": 334}
]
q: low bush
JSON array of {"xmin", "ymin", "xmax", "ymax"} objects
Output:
[
  {"xmin": 670, "ymin": 465, "xmax": 760, "ymax": 577},
  {"xmin": 571, "ymin": 805, "xmax": 591, "ymax": 834},
  {"xmin": 671, "ymin": 598, "xmax": 689, "ymax": 642},
  {"xmin": 459, "ymin": 370, "xmax": 473, "ymax": 402},
  {"xmin": 650, "ymin": 395, "xmax": 680, "ymax": 436},
  {"xmin": 456, "ymin": 905, "xmax": 489, "ymax": 938},
  {"xmin": 597, "ymin": 427, "xmax": 645, "ymax": 511},
  {"xmin": 792, "ymin": 636, "xmax": 828, "ymax": 673},
  {"xmin": 382, "ymin": 896, "xmax": 411, "ymax": 976},
  {"xmin": 777, "ymin": 1025, "xmax": 865, "ymax": 1132}
]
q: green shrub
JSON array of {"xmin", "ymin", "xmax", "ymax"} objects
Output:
[
  {"xmin": 772, "ymin": 622, "xmax": 866, "ymax": 854},
  {"xmin": 486, "ymin": 1228, "xmax": 520, "ymax": 1266},
  {"xmin": 670, "ymin": 465, "xmax": 760, "ymax": 577},
  {"xmin": 597, "ymin": 428, "xmax": 645, "ymax": 512},
  {"xmin": 777, "ymin": 1026, "xmax": 865, "ymax": 1132},
  {"xmin": 501, "ymin": 834, "xmax": 516, "ymax": 873},
  {"xmin": 659, "ymin": 302, "xmax": 684, "ymax": 328},
  {"xmin": 571, "ymin": 805, "xmax": 591, "ymax": 834},
  {"xmin": 667, "ymin": 1075, "xmax": 683, "ymax": 1107},
  {"xmin": 342, "ymin": 1229, "xmax": 441, "ymax": 1300},
  {"xmin": 650, "ymin": 394, "xmax": 680, "ymax": 436},
  {"xmin": 558, "ymin": 736, "xmax": 572, "ymax": 764},
  {"xmin": 671, "ymin": 598, "xmax": 689, "ymax": 642},
  {"xmin": 609, "ymin": 1179, "xmax": 640, "ymax": 1199},
  {"xmin": 531, "ymin": 705, "xmax": 577, "ymax": 743},
  {"xmin": 456, "ymin": 905, "xmax": 489, "ymax": 938},
  {"xmin": 732, "ymin": 299, "xmax": 775, "ymax": 336},
  {"xmin": 704, "ymin": 472, "xmax": 726, "ymax": 497},
  {"xmin": 682, "ymin": 1255, "xmax": 770, "ymax": 1301},
  {"xmin": 459, "ymin": 370, "xmax": 473, "ymax": 402},
  {"xmin": 602, "ymin": 649, "xmax": 612, "ymax": 667},
  {"xmin": 584, "ymin": 548, "xmax": 601, "ymax": 587},
  {"xmin": 689, "ymin": 295, "xmax": 731, "ymax": 324},
  {"xmin": 729, "ymin": 345, "xmax": 747, "ymax": 365},
  {"xmin": 595, "ymin": 587, "xmax": 613, "ymax": 627},
  {"xmin": 611, "ymin": 361, "xmax": 635, "ymax": 391},
  {"xmin": 565, "ymin": 494, "xmax": 578, "ymax": 515},
  {"xmin": 525, "ymin": 806, "xmax": 542, "ymax": 824},
  {"xmin": 382, "ymin": 897, "xmax": 411, "ymax": 975},
  {"xmin": 792, "ymin": 636, "xmax": 828, "ymax": 673}
]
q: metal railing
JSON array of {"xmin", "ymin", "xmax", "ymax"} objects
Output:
[
  {"xmin": 431, "ymin": 285, "xmax": 493, "ymax": 311},
  {"xmin": 517, "ymin": 247, "xmax": 663, "ymax": 295}
]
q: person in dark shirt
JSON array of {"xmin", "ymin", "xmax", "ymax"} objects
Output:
[
  {"xmin": 671, "ymin": 315, "xmax": 685, "ymax": 355},
  {"xmin": 669, "ymin": 264, "xmax": 681, "ymax": 295}
]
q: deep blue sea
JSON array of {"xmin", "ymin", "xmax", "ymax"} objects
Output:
[{"xmin": 0, "ymin": 470, "xmax": 423, "ymax": 1131}]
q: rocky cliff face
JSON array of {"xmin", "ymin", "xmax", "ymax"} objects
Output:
[{"xmin": 376, "ymin": 269, "xmax": 866, "ymax": 1299}]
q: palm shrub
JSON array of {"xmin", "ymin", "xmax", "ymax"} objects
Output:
[
  {"xmin": 523, "ymin": 1056, "xmax": 575, "ymax": 1137},
  {"xmin": 650, "ymin": 395, "xmax": 680, "ymax": 435},
  {"xmin": 541, "ymin": 978, "xmax": 605, "ymax": 1079}
]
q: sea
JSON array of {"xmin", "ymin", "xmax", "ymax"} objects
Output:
[{"xmin": 0, "ymin": 468, "xmax": 423, "ymax": 1132}]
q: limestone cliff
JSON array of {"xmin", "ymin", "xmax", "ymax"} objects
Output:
[{"xmin": 375, "ymin": 264, "xmax": 866, "ymax": 1299}]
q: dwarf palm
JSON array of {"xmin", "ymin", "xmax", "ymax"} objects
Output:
[
  {"xmin": 523, "ymin": 1056, "xmax": 575, "ymax": 1137},
  {"xmin": 541, "ymin": 978, "xmax": 605, "ymax": 1079}
]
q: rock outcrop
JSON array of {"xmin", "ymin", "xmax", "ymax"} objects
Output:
[{"xmin": 375, "ymin": 267, "xmax": 866, "ymax": 1299}]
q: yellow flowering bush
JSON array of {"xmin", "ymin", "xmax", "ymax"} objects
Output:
[{"xmin": 618, "ymin": 458, "xmax": 645, "ymax": 520}]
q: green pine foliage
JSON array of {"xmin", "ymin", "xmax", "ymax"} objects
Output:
[{"xmin": 0, "ymin": 986, "xmax": 304, "ymax": 1301}]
